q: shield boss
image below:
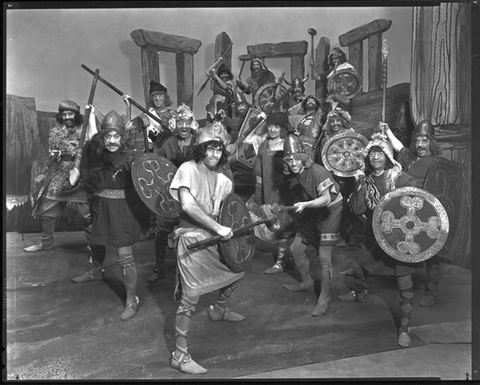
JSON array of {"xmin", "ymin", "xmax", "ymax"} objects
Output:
[
  {"xmin": 219, "ymin": 193, "xmax": 255, "ymax": 272},
  {"xmin": 321, "ymin": 132, "xmax": 369, "ymax": 177},
  {"xmin": 372, "ymin": 187, "xmax": 449, "ymax": 263},
  {"xmin": 131, "ymin": 153, "xmax": 179, "ymax": 218}
]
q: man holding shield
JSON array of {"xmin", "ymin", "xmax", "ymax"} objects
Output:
[
  {"xmin": 347, "ymin": 131, "xmax": 418, "ymax": 347},
  {"xmin": 168, "ymin": 122, "xmax": 245, "ymax": 374},
  {"xmin": 385, "ymin": 121, "xmax": 445, "ymax": 308},
  {"xmin": 71, "ymin": 106, "xmax": 149, "ymax": 321}
]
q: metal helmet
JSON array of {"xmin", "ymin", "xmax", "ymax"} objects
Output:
[
  {"xmin": 284, "ymin": 134, "xmax": 306, "ymax": 157},
  {"xmin": 101, "ymin": 110, "xmax": 125, "ymax": 133},
  {"xmin": 196, "ymin": 122, "xmax": 229, "ymax": 146},
  {"xmin": 412, "ymin": 120, "xmax": 435, "ymax": 139}
]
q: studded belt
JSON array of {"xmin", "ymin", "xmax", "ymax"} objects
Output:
[{"xmin": 95, "ymin": 189, "xmax": 126, "ymax": 199}]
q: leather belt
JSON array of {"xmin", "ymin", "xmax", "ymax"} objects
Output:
[{"xmin": 95, "ymin": 189, "xmax": 126, "ymax": 199}]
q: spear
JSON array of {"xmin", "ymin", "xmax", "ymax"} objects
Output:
[
  {"xmin": 380, "ymin": 39, "xmax": 389, "ymax": 135},
  {"xmin": 197, "ymin": 42, "xmax": 233, "ymax": 97}
]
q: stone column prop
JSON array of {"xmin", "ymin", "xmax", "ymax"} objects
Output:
[{"xmin": 130, "ymin": 29, "xmax": 202, "ymax": 109}]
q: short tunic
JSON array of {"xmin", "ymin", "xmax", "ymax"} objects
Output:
[
  {"xmin": 169, "ymin": 160, "xmax": 244, "ymax": 297},
  {"xmin": 279, "ymin": 164, "xmax": 343, "ymax": 248},
  {"xmin": 85, "ymin": 148, "xmax": 147, "ymax": 247}
]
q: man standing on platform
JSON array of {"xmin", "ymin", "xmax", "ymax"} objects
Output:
[{"xmin": 236, "ymin": 57, "xmax": 276, "ymax": 103}]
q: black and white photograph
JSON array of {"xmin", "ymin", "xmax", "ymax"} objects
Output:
[{"xmin": 4, "ymin": 1, "xmax": 475, "ymax": 381}]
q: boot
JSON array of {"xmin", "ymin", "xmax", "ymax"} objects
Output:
[
  {"xmin": 264, "ymin": 261, "xmax": 285, "ymax": 275},
  {"xmin": 284, "ymin": 252, "xmax": 314, "ymax": 292},
  {"xmin": 207, "ymin": 305, "xmax": 245, "ymax": 322},
  {"xmin": 72, "ymin": 268, "xmax": 103, "ymax": 283},
  {"xmin": 121, "ymin": 262, "xmax": 139, "ymax": 320},
  {"xmin": 120, "ymin": 296, "xmax": 139, "ymax": 321},
  {"xmin": 73, "ymin": 244, "xmax": 106, "ymax": 283},
  {"xmin": 312, "ymin": 262, "xmax": 333, "ymax": 316},
  {"xmin": 25, "ymin": 217, "xmax": 55, "ymax": 252},
  {"xmin": 149, "ymin": 232, "xmax": 168, "ymax": 283},
  {"xmin": 312, "ymin": 294, "xmax": 332, "ymax": 317},
  {"xmin": 398, "ymin": 327, "xmax": 411, "ymax": 347},
  {"xmin": 170, "ymin": 352, "xmax": 207, "ymax": 374},
  {"xmin": 420, "ymin": 260, "xmax": 440, "ymax": 307}
]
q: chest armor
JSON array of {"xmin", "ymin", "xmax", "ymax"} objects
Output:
[{"xmin": 297, "ymin": 114, "xmax": 321, "ymax": 148}]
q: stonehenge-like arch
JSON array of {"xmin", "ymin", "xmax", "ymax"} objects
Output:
[{"xmin": 130, "ymin": 29, "xmax": 202, "ymax": 109}]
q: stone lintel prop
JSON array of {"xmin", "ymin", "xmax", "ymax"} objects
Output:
[
  {"xmin": 130, "ymin": 29, "xmax": 202, "ymax": 54},
  {"xmin": 247, "ymin": 41, "xmax": 308, "ymax": 58},
  {"xmin": 339, "ymin": 19, "xmax": 392, "ymax": 46}
]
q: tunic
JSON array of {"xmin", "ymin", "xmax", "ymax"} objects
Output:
[
  {"xmin": 169, "ymin": 160, "xmax": 244, "ymax": 297},
  {"xmin": 82, "ymin": 143, "xmax": 147, "ymax": 247},
  {"xmin": 279, "ymin": 164, "xmax": 343, "ymax": 248}
]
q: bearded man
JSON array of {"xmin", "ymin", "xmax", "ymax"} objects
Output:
[
  {"xmin": 236, "ymin": 57, "xmax": 276, "ymax": 103},
  {"xmin": 25, "ymin": 100, "xmax": 96, "ymax": 252},
  {"xmin": 288, "ymin": 95, "xmax": 326, "ymax": 160},
  {"xmin": 72, "ymin": 108, "xmax": 149, "ymax": 321},
  {"xmin": 385, "ymin": 120, "xmax": 445, "ymax": 308},
  {"xmin": 125, "ymin": 80, "xmax": 174, "ymax": 150},
  {"xmin": 168, "ymin": 123, "xmax": 244, "ymax": 374}
]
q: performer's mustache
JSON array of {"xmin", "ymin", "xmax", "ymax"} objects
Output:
[{"xmin": 417, "ymin": 146, "xmax": 426, "ymax": 151}]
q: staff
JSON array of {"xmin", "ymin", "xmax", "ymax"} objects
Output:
[
  {"xmin": 380, "ymin": 39, "xmax": 389, "ymax": 135},
  {"xmin": 73, "ymin": 69, "xmax": 99, "ymax": 170},
  {"xmin": 81, "ymin": 64, "xmax": 166, "ymax": 129}
]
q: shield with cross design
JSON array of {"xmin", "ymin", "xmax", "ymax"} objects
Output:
[
  {"xmin": 131, "ymin": 153, "xmax": 179, "ymax": 218},
  {"xmin": 372, "ymin": 187, "xmax": 449, "ymax": 263}
]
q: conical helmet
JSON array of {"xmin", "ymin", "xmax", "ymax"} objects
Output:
[
  {"xmin": 412, "ymin": 120, "xmax": 434, "ymax": 139},
  {"xmin": 101, "ymin": 110, "xmax": 125, "ymax": 133},
  {"xmin": 284, "ymin": 134, "xmax": 306, "ymax": 157}
]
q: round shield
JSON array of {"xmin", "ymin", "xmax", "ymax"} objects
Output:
[
  {"xmin": 218, "ymin": 193, "xmax": 255, "ymax": 272},
  {"xmin": 254, "ymin": 82, "xmax": 290, "ymax": 113},
  {"xmin": 131, "ymin": 153, "xmax": 179, "ymax": 218},
  {"xmin": 327, "ymin": 68, "xmax": 363, "ymax": 99},
  {"xmin": 321, "ymin": 132, "xmax": 369, "ymax": 177},
  {"xmin": 372, "ymin": 187, "xmax": 449, "ymax": 263}
]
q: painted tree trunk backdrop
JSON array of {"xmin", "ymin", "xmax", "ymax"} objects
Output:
[{"xmin": 410, "ymin": 3, "xmax": 471, "ymax": 125}]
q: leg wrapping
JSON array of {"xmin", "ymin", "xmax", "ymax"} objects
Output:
[
  {"xmin": 175, "ymin": 295, "xmax": 199, "ymax": 356},
  {"xmin": 397, "ymin": 274, "xmax": 414, "ymax": 332}
]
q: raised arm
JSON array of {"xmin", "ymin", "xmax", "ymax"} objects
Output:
[{"xmin": 383, "ymin": 123, "xmax": 404, "ymax": 153}]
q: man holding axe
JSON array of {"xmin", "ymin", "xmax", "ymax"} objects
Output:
[
  {"xmin": 168, "ymin": 122, "xmax": 244, "ymax": 374},
  {"xmin": 278, "ymin": 134, "xmax": 343, "ymax": 317}
]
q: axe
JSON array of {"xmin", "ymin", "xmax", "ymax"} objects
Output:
[
  {"xmin": 270, "ymin": 203, "xmax": 297, "ymax": 214},
  {"xmin": 187, "ymin": 205, "xmax": 280, "ymax": 250}
]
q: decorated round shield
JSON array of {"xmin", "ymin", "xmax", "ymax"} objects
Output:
[
  {"xmin": 321, "ymin": 131, "xmax": 369, "ymax": 177},
  {"xmin": 131, "ymin": 153, "xmax": 179, "ymax": 218},
  {"xmin": 254, "ymin": 82, "xmax": 290, "ymax": 113},
  {"xmin": 372, "ymin": 187, "xmax": 449, "ymax": 263},
  {"xmin": 327, "ymin": 68, "xmax": 363, "ymax": 99},
  {"xmin": 218, "ymin": 193, "xmax": 255, "ymax": 272}
]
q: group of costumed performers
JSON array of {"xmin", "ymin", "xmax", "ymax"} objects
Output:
[{"xmin": 23, "ymin": 41, "xmax": 457, "ymax": 374}]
